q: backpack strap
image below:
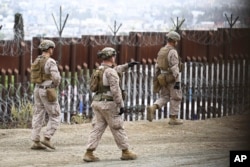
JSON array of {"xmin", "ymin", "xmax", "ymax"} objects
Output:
[
  {"xmin": 39, "ymin": 56, "xmax": 52, "ymax": 81},
  {"xmin": 97, "ymin": 66, "xmax": 110, "ymax": 93}
]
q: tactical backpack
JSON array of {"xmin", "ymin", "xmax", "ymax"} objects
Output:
[
  {"xmin": 89, "ymin": 66, "xmax": 109, "ymax": 93},
  {"xmin": 90, "ymin": 66, "xmax": 127, "ymax": 102},
  {"xmin": 30, "ymin": 56, "xmax": 51, "ymax": 84},
  {"xmin": 157, "ymin": 46, "xmax": 184, "ymax": 72}
]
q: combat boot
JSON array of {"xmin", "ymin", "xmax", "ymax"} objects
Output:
[
  {"xmin": 30, "ymin": 141, "xmax": 47, "ymax": 150},
  {"xmin": 83, "ymin": 149, "xmax": 100, "ymax": 162},
  {"xmin": 121, "ymin": 149, "xmax": 137, "ymax": 160},
  {"xmin": 41, "ymin": 137, "xmax": 55, "ymax": 149},
  {"xmin": 169, "ymin": 115, "xmax": 183, "ymax": 125},
  {"xmin": 146, "ymin": 104, "xmax": 158, "ymax": 122}
]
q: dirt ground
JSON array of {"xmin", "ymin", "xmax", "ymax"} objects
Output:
[{"xmin": 0, "ymin": 112, "xmax": 250, "ymax": 167}]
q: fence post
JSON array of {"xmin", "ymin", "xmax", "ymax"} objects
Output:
[
  {"xmin": 18, "ymin": 43, "xmax": 25, "ymax": 84},
  {"xmin": 246, "ymin": 54, "xmax": 250, "ymax": 110},
  {"xmin": 135, "ymin": 33, "xmax": 142, "ymax": 62},
  {"xmin": 1, "ymin": 68, "xmax": 6, "ymax": 89},
  {"xmin": 87, "ymin": 37, "xmax": 96, "ymax": 71},
  {"xmin": 212, "ymin": 56, "xmax": 219, "ymax": 118},
  {"xmin": 70, "ymin": 40, "xmax": 76, "ymax": 85},
  {"xmin": 228, "ymin": 54, "xmax": 235, "ymax": 115},
  {"xmin": 82, "ymin": 63, "xmax": 89, "ymax": 89},
  {"xmin": 14, "ymin": 68, "xmax": 19, "ymax": 84},
  {"xmin": 7, "ymin": 69, "xmax": 13, "ymax": 98},
  {"xmin": 217, "ymin": 55, "xmax": 223, "ymax": 117},
  {"xmin": 243, "ymin": 54, "xmax": 249, "ymax": 111}
]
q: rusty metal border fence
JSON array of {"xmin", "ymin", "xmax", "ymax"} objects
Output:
[
  {"xmin": 0, "ymin": 55, "xmax": 249, "ymax": 126},
  {"xmin": 1, "ymin": 28, "xmax": 249, "ymax": 82},
  {"xmin": 1, "ymin": 29, "xmax": 250, "ymax": 126}
]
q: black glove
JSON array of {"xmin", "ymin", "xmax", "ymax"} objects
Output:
[
  {"xmin": 174, "ymin": 82, "xmax": 180, "ymax": 90},
  {"xmin": 119, "ymin": 107, "xmax": 125, "ymax": 115},
  {"xmin": 128, "ymin": 61, "xmax": 140, "ymax": 68}
]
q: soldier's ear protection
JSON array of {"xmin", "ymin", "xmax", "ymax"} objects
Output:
[
  {"xmin": 97, "ymin": 51, "xmax": 103, "ymax": 59},
  {"xmin": 174, "ymin": 41, "xmax": 178, "ymax": 46}
]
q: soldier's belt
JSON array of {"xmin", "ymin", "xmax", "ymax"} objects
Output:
[
  {"xmin": 37, "ymin": 85, "xmax": 55, "ymax": 89},
  {"xmin": 161, "ymin": 70, "xmax": 171, "ymax": 74},
  {"xmin": 101, "ymin": 95, "xmax": 113, "ymax": 101},
  {"xmin": 93, "ymin": 94, "xmax": 113, "ymax": 101},
  {"xmin": 102, "ymin": 98, "xmax": 113, "ymax": 101}
]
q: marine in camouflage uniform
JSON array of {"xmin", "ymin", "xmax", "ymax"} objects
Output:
[
  {"xmin": 30, "ymin": 39, "xmax": 61, "ymax": 150},
  {"xmin": 147, "ymin": 31, "xmax": 183, "ymax": 125},
  {"xmin": 83, "ymin": 47, "xmax": 139, "ymax": 162}
]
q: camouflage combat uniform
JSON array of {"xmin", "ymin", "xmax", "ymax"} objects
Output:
[
  {"xmin": 31, "ymin": 57, "xmax": 61, "ymax": 142},
  {"xmin": 86, "ymin": 63, "xmax": 130, "ymax": 150},
  {"xmin": 83, "ymin": 47, "xmax": 137, "ymax": 162},
  {"xmin": 154, "ymin": 47, "xmax": 182, "ymax": 115},
  {"xmin": 147, "ymin": 31, "xmax": 183, "ymax": 125}
]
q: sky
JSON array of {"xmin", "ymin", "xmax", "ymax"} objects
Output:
[{"xmin": 0, "ymin": 0, "xmax": 249, "ymax": 40}]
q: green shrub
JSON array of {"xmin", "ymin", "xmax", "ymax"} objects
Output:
[{"xmin": 11, "ymin": 102, "xmax": 33, "ymax": 128}]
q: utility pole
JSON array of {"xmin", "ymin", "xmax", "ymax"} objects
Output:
[
  {"xmin": 13, "ymin": 13, "xmax": 26, "ymax": 85},
  {"xmin": 171, "ymin": 17, "xmax": 185, "ymax": 33},
  {"xmin": 14, "ymin": 13, "xmax": 24, "ymax": 41},
  {"xmin": 52, "ymin": 6, "xmax": 69, "ymax": 64},
  {"xmin": 225, "ymin": 13, "xmax": 239, "ymax": 56},
  {"xmin": 109, "ymin": 20, "xmax": 122, "ymax": 45},
  {"xmin": 171, "ymin": 17, "xmax": 185, "ymax": 56},
  {"xmin": 109, "ymin": 20, "xmax": 122, "ymax": 63}
]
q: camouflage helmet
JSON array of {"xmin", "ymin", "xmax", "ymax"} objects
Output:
[
  {"xmin": 97, "ymin": 47, "xmax": 117, "ymax": 59},
  {"xmin": 166, "ymin": 31, "xmax": 181, "ymax": 41},
  {"xmin": 38, "ymin": 39, "xmax": 55, "ymax": 51}
]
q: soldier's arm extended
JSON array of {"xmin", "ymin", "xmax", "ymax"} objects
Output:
[
  {"xmin": 168, "ymin": 49, "xmax": 180, "ymax": 82},
  {"xmin": 114, "ymin": 64, "xmax": 129, "ymax": 73},
  {"xmin": 114, "ymin": 62, "xmax": 140, "ymax": 73}
]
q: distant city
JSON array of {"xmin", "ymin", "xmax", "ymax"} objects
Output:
[{"xmin": 0, "ymin": 0, "xmax": 249, "ymax": 40}]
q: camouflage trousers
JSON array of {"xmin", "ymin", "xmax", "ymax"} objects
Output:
[
  {"xmin": 153, "ymin": 82, "xmax": 182, "ymax": 116},
  {"xmin": 31, "ymin": 87, "xmax": 61, "ymax": 142},
  {"xmin": 86, "ymin": 101, "xmax": 129, "ymax": 150}
]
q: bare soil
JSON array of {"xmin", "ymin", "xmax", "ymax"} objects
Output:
[{"xmin": 0, "ymin": 112, "xmax": 250, "ymax": 167}]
